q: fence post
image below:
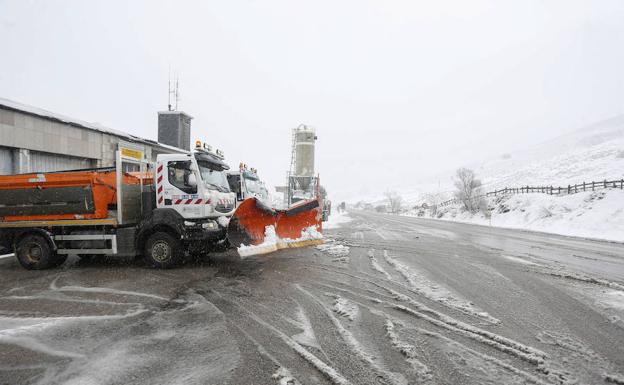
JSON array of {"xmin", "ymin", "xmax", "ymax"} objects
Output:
[
  {"xmin": 583, "ymin": 182, "xmax": 585, "ymax": 191},
  {"xmin": 568, "ymin": 185, "xmax": 570, "ymax": 194},
  {"xmin": 621, "ymin": 179, "xmax": 623, "ymax": 189},
  {"xmin": 592, "ymin": 181, "xmax": 595, "ymax": 191},
  {"xmin": 604, "ymin": 179, "xmax": 607, "ymax": 188}
]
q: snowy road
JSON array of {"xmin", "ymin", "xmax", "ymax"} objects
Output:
[{"xmin": 0, "ymin": 211, "xmax": 623, "ymax": 384}]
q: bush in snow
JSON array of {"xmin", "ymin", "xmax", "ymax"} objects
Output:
[
  {"xmin": 453, "ymin": 168, "xmax": 484, "ymax": 213},
  {"xmin": 375, "ymin": 204, "xmax": 387, "ymax": 213},
  {"xmin": 384, "ymin": 190, "xmax": 403, "ymax": 214}
]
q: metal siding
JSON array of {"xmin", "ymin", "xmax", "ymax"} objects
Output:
[
  {"xmin": 29, "ymin": 151, "xmax": 95, "ymax": 173},
  {"xmin": 0, "ymin": 146, "xmax": 13, "ymax": 174}
]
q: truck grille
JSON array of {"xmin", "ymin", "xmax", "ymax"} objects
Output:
[{"xmin": 215, "ymin": 202, "xmax": 234, "ymax": 213}]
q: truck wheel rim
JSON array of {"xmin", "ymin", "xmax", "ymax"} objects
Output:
[
  {"xmin": 152, "ymin": 241, "xmax": 171, "ymax": 262},
  {"xmin": 26, "ymin": 243, "xmax": 42, "ymax": 263}
]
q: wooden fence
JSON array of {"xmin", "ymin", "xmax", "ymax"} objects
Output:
[{"xmin": 438, "ymin": 179, "xmax": 624, "ymax": 208}]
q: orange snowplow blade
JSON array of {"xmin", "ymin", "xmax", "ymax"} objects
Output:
[{"xmin": 227, "ymin": 198, "xmax": 324, "ymax": 256}]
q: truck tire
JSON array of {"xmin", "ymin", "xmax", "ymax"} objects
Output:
[
  {"xmin": 15, "ymin": 234, "xmax": 61, "ymax": 270},
  {"xmin": 144, "ymin": 232, "xmax": 183, "ymax": 269}
]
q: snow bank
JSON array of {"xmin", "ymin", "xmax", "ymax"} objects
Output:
[
  {"xmin": 431, "ymin": 189, "xmax": 624, "ymax": 242},
  {"xmin": 324, "ymin": 211, "xmax": 353, "ymax": 230},
  {"xmin": 237, "ymin": 225, "xmax": 324, "ymax": 257}
]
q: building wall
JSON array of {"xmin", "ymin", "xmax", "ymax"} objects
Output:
[
  {"xmin": 0, "ymin": 106, "xmax": 184, "ymax": 175},
  {"xmin": 0, "ymin": 146, "xmax": 12, "ymax": 174},
  {"xmin": 0, "ymin": 108, "xmax": 102, "ymax": 160},
  {"xmin": 30, "ymin": 150, "xmax": 96, "ymax": 172}
]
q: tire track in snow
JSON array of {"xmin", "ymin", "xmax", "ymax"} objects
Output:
[
  {"xmin": 367, "ymin": 249, "xmax": 393, "ymax": 280},
  {"xmin": 384, "ymin": 319, "xmax": 432, "ymax": 382},
  {"xmin": 298, "ymin": 256, "xmax": 605, "ymax": 384},
  {"xmin": 209, "ymin": 289, "xmax": 352, "ymax": 385},
  {"xmin": 418, "ymin": 327, "xmax": 550, "ymax": 385},
  {"xmin": 309, "ymin": 279, "xmax": 547, "ymax": 385},
  {"xmin": 296, "ymin": 285, "xmax": 408, "ymax": 385},
  {"xmin": 234, "ymin": 325, "xmax": 302, "ymax": 385},
  {"xmin": 382, "ymin": 250, "xmax": 500, "ymax": 324},
  {"xmin": 326, "ymin": 294, "xmax": 359, "ymax": 321},
  {"xmin": 289, "ymin": 304, "xmax": 322, "ymax": 350},
  {"xmin": 49, "ymin": 277, "xmax": 169, "ymax": 301}
]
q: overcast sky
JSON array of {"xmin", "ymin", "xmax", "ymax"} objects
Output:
[{"xmin": 1, "ymin": 0, "xmax": 624, "ymax": 201}]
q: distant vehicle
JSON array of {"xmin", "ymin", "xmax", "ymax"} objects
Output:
[{"xmin": 227, "ymin": 164, "xmax": 270, "ymax": 204}]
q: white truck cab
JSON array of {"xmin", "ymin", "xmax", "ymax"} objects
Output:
[
  {"xmin": 227, "ymin": 164, "xmax": 270, "ymax": 204},
  {"xmin": 155, "ymin": 145, "xmax": 236, "ymax": 221}
]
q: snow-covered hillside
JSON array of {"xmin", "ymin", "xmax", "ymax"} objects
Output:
[
  {"xmin": 353, "ymin": 114, "xmax": 624, "ymax": 207},
  {"xmin": 355, "ymin": 114, "xmax": 624, "ymax": 242},
  {"xmin": 425, "ymin": 189, "xmax": 624, "ymax": 242},
  {"xmin": 476, "ymin": 114, "xmax": 624, "ymax": 192}
]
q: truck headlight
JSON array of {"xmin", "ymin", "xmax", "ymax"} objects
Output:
[{"xmin": 202, "ymin": 221, "xmax": 218, "ymax": 230}]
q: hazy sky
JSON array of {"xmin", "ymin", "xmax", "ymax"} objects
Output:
[{"xmin": 1, "ymin": 0, "xmax": 624, "ymax": 201}]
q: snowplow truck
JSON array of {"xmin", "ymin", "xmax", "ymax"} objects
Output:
[
  {"xmin": 227, "ymin": 163, "xmax": 270, "ymax": 204},
  {"xmin": 0, "ymin": 145, "xmax": 236, "ymax": 269}
]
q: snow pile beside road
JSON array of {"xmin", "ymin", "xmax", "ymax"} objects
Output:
[
  {"xmin": 434, "ymin": 189, "xmax": 624, "ymax": 242},
  {"xmin": 324, "ymin": 210, "xmax": 353, "ymax": 229},
  {"xmin": 237, "ymin": 225, "xmax": 324, "ymax": 257}
]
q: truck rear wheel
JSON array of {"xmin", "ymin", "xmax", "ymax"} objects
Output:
[
  {"xmin": 16, "ymin": 234, "xmax": 62, "ymax": 270},
  {"xmin": 144, "ymin": 232, "xmax": 183, "ymax": 269}
]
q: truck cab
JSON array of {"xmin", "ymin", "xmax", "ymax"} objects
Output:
[
  {"xmin": 227, "ymin": 164, "xmax": 270, "ymax": 204},
  {"xmin": 147, "ymin": 143, "xmax": 236, "ymax": 254},
  {"xmin": 155, "ymin": 149, "xmax": 235, "ymax": 220}
]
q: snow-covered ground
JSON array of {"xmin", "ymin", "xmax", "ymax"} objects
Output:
[
  {"xmin": 425, "ymin": 189, "xmax": 624, "ymax": 242},
  {"xmin": 323, "ymin": 210, "xmax": 352, "ymax": 230}
]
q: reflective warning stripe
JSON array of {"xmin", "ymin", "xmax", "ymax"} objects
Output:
[
  {"xmin": 173, "ymin": 199, "xmax": 206, "ymax": 205},
  {"xmin": 156, "ymin": 163, "xmax": 164, "ymax": 206}
]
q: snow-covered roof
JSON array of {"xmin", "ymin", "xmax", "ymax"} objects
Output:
[
  {"xmin": 0, "ymin": 97, "xmax": 188, "ymax": 154},
  {"xmin": 157, "ymin": 110, "xmax": 194, "ymax": 119}
]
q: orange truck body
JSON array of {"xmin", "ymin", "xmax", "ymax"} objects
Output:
[{"xmin": 0, "ymin": 169, "xmax": 151, "ymax": 223}]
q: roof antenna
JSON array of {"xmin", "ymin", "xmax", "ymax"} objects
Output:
[
  {"xmin": 175, "ymin": 76, "xmax": 180, "ymax": 111},
  {"xmin": 167, "ymin": 66, "xmax": 173, "ymax": 111}
]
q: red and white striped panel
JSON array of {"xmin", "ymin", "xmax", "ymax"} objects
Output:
[
  {"xmin": 173, "ymin": 198, "xmax": 211, "ymax": 205},
  {"xmin": 156, "ymin": 164, "xmax": 164, "ymax": 205}
]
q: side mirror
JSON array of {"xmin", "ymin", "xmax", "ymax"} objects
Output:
[{"xmin": 187, "ymin": 173, "xmax": 197, "ymax": 187}]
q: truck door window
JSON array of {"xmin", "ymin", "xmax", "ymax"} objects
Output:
[{"xmin": 167, "ymin": 161, "xmax": 197, "ymax": 194}]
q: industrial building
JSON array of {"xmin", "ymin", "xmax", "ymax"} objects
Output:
[{"xmin": 0, "ymin": 97, "xmax": 192, "ymax": 174}]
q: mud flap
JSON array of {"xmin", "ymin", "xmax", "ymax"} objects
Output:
[{"xmin": 226, "ymin": 198, "xmax": 324, "ymax": 256}]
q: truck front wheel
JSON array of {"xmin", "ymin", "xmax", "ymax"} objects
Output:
[
  {"xmin": 16, "ymin": 234, "xmax": 63, "ymax": 270},
  {"xmin": 144, "ymin": 232, "xmax": 183, "ymax": 269}
]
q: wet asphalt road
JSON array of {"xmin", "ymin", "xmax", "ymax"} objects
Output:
[{"xmin": 0, "ymin": 210, "xmax": 623, "ymax": 385}]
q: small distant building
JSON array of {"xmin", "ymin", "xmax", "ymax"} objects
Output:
[{"xmin": 0, "ymin": 97, "xmax": 189, "ymax": 175}]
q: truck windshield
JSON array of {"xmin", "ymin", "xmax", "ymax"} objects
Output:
[
  {"xmin": 244, "ymin": 177, "xmax": 262, "ymax": 194},
  {"xmin": 198, "ymin": 162, "xmax": 230, "ymax": 192}
]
